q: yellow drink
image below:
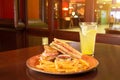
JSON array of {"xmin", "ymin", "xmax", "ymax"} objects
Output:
[{"xmin": 79, "ymin": 22, "xmax": 97, "ymax": 56}]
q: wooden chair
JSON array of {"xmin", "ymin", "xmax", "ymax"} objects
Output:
[
  {"xmin": 105, "ymin": 28, "xmax": 120, "ymax": 35},
  {"xmin": 96, "ymin": 34, "xmax": 120, "ymax": 45},
  {"xmin": 53, "ymin": 30, "xmax": 120, "ymax": 45}
]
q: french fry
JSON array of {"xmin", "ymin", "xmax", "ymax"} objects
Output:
[{"xmin": 36, "ymin": 58, "xmax": 89, "ymax": 73}]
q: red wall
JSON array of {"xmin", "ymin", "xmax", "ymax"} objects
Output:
[
  {"xmin": 19, "ymin": 0, "xmax": 25, "ymax": 21},
  {"xmin": 62, "ymin": 1, "xmax": 69, "ymax": 18},
  {"xmin": 0, "ymin": 0, "xmax": 14, "ymax": 19}
]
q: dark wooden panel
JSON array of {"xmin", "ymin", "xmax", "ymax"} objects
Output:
[
  {"xmin": 0, "ymin": 28, "xmax": 26, "ymax": 52},
  {"xmin": 54, "ymin": 30, "xmax": 79, "ymax": 42},
  {"xmin": 105, "ymin": 28, "xmax": 120, "ymax": 35},
  {"xmin": 96, "ymin": 34, "xmax": 120, "ymax": 45},
  {"xmin": 26, "ymin": 28, "xmax": 49, "ymax": 37},
  {"xmin": 53, "ymin": 30, "xmax": 120, "ymax": 45}
]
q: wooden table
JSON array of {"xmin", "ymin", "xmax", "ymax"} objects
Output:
[{"xmin": 0, "ymin": 42, "xmax": 120, "ymax": 80}]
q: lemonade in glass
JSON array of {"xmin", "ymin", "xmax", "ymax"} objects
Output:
[{"xmin": 79, "ymin": 22, "xmax": 97, "ymax": 56}]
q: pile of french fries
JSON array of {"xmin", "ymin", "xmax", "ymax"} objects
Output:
[{"xmin": 36, "ymin": 58, "xmax": 89, "ymax": 73}]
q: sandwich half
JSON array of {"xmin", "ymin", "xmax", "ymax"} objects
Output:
[{"xmin": 50, "ymin": 38, "xmax": 82, "ymax": 58}]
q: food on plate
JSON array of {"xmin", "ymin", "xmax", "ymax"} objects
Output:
[
  {"xmin": 36, "ymin": 56, "xmax": 89, "ymax": 73},
  {"xmin": 36, "ymin": 38, "xmax": 90, "ymax": 73},
  {"xmin": 50, "ymin": 38, "xmax": 82, "ymax": 58},
  {"xmin": 40, "ymin": 45, "xmax": 59, "ymax": 61},
  {"xmin": 56, "ymin": 54, "xmax": 72, "ymax": 61},
  {"xmin": 54, "ymin": 54, "xmax": 89, "ymax": 72}
]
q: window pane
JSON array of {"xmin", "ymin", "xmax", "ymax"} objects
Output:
[
  {"xmin": 27, "ymin": 0, "xmax": 48, "ymax": 29},
  {"xmin": 54, "ymin": 0, "xmax": 85, "ymax": 30}
]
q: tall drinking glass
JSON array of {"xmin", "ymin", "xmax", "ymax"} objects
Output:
[{"xmin": 79, "ymin": 22, "xmax": 97, "ymax": 56}]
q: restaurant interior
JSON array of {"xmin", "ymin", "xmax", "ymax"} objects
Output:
[
  {"xmin": 0, "ymin": 0, "xmax": 120, "ymax": 52},
  {"xmin": 1, "ymin": 0, "xmax": 120, "ymax": 80}
]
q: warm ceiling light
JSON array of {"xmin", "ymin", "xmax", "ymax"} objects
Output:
[
  {"xmin": 117, "ymin": 0, "xmax": 120, "ymax": 3},
  {"xmin": 112, "ymin": 7, "xmax": 116, "ymax": 8},
  {"xmin": 69, "ymin": 6, "xmax": 73, "ymax": 9},
  {"xmin": 62, "ymin": 8, "xmax": 68, "ymax": 11},
  {"xmin": 99, "ymin": 5, "xmax": 103, "ymax": 9},
  {"xmin": 103, "ymin": 2, "xmax": 106, "ymax": 4}
]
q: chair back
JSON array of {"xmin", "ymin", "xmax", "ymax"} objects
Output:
[
  {"xmin": 54, "ymin": 30, "xmax": 120, "ymax": 45},
  {"xmin": 96, "ymin": 34, "xmax": 120, "ymax": 45}
]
